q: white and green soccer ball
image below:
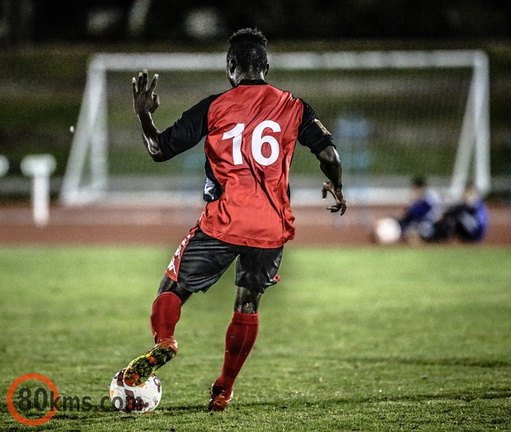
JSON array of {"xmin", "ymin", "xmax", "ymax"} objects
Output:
[{"xmin": 109, "ymin": 369, "xmax": 162, "ymax": 414}]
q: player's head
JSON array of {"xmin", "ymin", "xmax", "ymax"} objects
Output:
[
  {"xmin": 226, "ymin": 28, "xmax": 269, "ymax": 86},
  {"xmin": 411, "ymin": 175, "xmax": 427, "ymax": 199},
  {"xmin": 411, "ymin": 175, "xmax": 427, "ymax": 189}
]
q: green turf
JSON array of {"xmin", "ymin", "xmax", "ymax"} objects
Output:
[{"xmin": 1, "ymin": 246, "xmax": 510, "ymax": 431}]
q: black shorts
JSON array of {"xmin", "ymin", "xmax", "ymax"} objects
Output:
[{"xmin": 166, "ymin": 226, "xmax": 283, "ymax": 294}]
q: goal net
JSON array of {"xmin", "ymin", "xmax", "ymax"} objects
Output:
[{"xmin": 60, "ymin": 50, "xmax": 489, "ymax": 207}]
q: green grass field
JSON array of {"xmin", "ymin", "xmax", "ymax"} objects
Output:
[{"xmin": 1, "ymin": 245, "xmax": 510, "ymax": 431}]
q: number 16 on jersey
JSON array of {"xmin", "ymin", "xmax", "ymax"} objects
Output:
[{"xmin": 222, "ymin": 121, "xmax": 281, "ymax": 167}]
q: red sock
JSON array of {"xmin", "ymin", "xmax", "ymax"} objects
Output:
[
  {"xmin": 214, "ymin": 310, "xmax": 259, "ymax": 392},
  {"xmin": 150, "ymin": 292, "xmax": 182, "ymax": 344}
]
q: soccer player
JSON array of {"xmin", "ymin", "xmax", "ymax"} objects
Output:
[{"xmin": 123, "ymin": 28, "xmax": 347, "ymax": 412}]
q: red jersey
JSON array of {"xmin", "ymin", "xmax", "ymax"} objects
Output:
[{"xmin": 158, "ymin": 80, "xmax": 334, "ymax": 248}]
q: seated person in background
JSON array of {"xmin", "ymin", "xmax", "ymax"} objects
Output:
[
  {"xmin": 426, "ymin": 183, "xmax": 489, "ymax": 243},
  {"xmin": 372, "ymin": 176, "xmax": 441, "ymax": 244},
  {"xmin": 398, "ymin": 176, "xmax": 441, "ymax": 241}
]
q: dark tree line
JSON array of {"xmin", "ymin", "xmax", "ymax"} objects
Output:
[{"xmin": 1, "ymin": 0, "xmax": 510, "ymax": 45}]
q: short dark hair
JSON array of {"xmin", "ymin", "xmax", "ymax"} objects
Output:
[
  {"xmin": 227, "ymin": 28, "xmax": 268, "ymax": 73},
  {"xmin": 412, "ymin": 175, "xmax": 427, "ymax": 188}
]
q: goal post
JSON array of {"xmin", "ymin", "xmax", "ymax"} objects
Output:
[{"xmin": 60, "ymin": 50, "xmax": 490, "ymax": 206}]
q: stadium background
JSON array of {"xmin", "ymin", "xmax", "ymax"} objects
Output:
[
  {"xmin": 0, "ymin": 0, "xmax": 510, "ymax": 245},
  {"xmin": 1, "ymin": 6, "xmax": 510, "ymax": 430}
]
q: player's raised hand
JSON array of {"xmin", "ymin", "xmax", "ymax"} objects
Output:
[
  {"xmin": 322, "ymin": 181, "xmax": 347, "ymax": 215},
  {"xmin": 132, "ymin": 69, "xmax": 160, "ymax": 115}
]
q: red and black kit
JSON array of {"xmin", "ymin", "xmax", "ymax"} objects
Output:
[{"xmin": 158, "ymin": 79, "xmax": 334, "ymax": 292}]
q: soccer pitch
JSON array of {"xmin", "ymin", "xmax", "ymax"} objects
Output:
[{"xmin": 1, "ymin": 246, "xmax": 510, "ymax": 431}]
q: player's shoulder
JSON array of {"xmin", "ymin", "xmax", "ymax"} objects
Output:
[
  {"xmin": 197, "ymin": 92, "xmax": 225, "ymax": 107},
  {"xmin": 265, "ymin": 82, "xmax": 302, "ymax": 100},
  {"xmin": 180, "ymin": 92, "xmax": 225, "ymax": 121},
  {"xmin": 214, "ymin": 82, "xmax": 303, "ymax": 109},
  {"xmin": 265, "ymin": 84, "xmax": 306, "ymax": 112},
  {"xmin": 185, "ymin": 92, "xmax": 224, "ymax": 111}
]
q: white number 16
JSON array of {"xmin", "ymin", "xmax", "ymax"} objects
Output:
[{"xmin": 222, "ymin": 121, "xmax": 281, "ymax": 166}]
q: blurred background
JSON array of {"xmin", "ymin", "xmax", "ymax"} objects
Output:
[
  {"xmin": 0, "ymin": 0, "xmax": 510, "ymax": 207},
  {"xmin": 3, "ymin": 0, "xmax": 511, "ymax": 42}
]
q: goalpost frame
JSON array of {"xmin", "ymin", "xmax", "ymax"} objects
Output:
[{"xmin": 60, "ymin": 50, "xmax": 490, "ymax": 206}]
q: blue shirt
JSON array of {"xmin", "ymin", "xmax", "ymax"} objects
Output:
[{"xmin": 399, "ymin": 189, "xmax": 441, "ymax": 233}]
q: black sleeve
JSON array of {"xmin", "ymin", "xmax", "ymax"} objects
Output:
[
  {"xmin": 158, "ymin": 94, "xmax": 220, "ymax": 160},
  {"xmin": 297, "ymin": 100, "xmax": 335, "ymax": 155}
]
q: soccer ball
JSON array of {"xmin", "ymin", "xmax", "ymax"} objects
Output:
[
  {"xmin": 109, "ymin": 368, "xmax": 162, "ymax": 414},
  {"xmin": 373, "ymin": 217, "xmax": 402, "ymax": 244}
]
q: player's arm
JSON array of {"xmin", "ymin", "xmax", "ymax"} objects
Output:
[
  {"xmin": 132, "ymin": 69, "xmax": 165, "ymax": 161},
  {"xmin": 132, "ymin": 69, "xmax": 216, "ymax": 163},
  {"xmin": 317, "ymin": 145, "xmax": 347, "ymax": 215},
  {"xmin": 297, "ymin": 101, "xmax": 347, "ymax": 215}
]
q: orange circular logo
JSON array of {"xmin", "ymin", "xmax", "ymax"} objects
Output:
[{"xmin": 6, "ymin": 373, "xmax": 59, "ymax": 426}]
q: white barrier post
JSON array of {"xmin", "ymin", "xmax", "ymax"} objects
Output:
[
  {"xmin": 20, "ymin": 155, "xmax": 57, "ymax": 227},
  {"xmin": 0, "ymin": 155, "xmax": 8, "ymax": 177}
]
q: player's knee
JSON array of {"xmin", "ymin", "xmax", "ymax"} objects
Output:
[
  {"xmin": 158, "ymin": 275, "xmax": 192, "ymax": 304},
  {"xmin": 234, "ymin": 286, "xmax": 262, "ymax": 314}
]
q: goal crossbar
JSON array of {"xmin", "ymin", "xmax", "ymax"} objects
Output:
[{"xmin": 60, "ymin": 50, "xmax": 490, "ymax": 206}]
